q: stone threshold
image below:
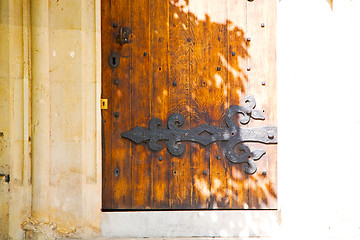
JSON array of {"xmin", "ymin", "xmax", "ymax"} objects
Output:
[{"xmin": 101, "ymin": 210, "xmax": 280, "ymax": 238}]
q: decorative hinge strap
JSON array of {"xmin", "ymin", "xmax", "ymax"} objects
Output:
[{"xmin": 121, "ymin": 96, "xmax": 277, "ymax": 174}]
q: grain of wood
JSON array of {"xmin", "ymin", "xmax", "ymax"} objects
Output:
[
  {"xmin": 264, "ymin": 0, "xmax": 278, "ymax": 209},
  {"xmin": 150, "ymin": 0, "xmax": 171, "ymax": 209},
  {"xmin": 227, "ymin": 0, "xmax": 249, "ymax": 209},
  {"xmin": 101, "ymin": 0, "xmax": 113, "ymax": 210},
  {"xmin": 246, "ymin": 0, "xmax": 277, "ymax": 209},
  {"xmin": 168, "ymin": 1, "xmax": 192, "ymax": 209},
  {"xmin": 130, "ymin": 0, "xmax": 151, "ymax": 209},
  {"xmin": 206, "ymin": 0, "xmax": 230, "ymax": 209},
  {"xmin": 188, "ymin": 0, "xmax": 211, "ymax": 208},
  {"xmin": 246, "ymin": 0, "xmax": 268, "ymax": 209},
  {"xmin": 109, "ymin": 0, "xmax": 133, "ymax": 209}
]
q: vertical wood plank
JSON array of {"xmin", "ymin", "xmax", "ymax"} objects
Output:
[
  {"xmin": 206, "ymin": 0, "xmax": 230, "ymax": 209},
  {"xmin": 168, "ymin": 1, "xmax": 191, "ymax": 209},
  {"xmin": 246, "ymin": 0, "xmax": 277, "ymax": 209},
  {"xmin": 101, "ymin": 0, "xmax": 113, "ymax": 209},
  {"xmin": 264, "ymin": 0, "xmax": 278, "ymax": 209},
  {"xmin": 247, "ymin": 0, "xmax": 267, "ymax": 209},
  {"xmin": 188, "ymin": 0, "xmax": 210, "ymax": 208},
  {"xmin": 110, "ymin": 0, "xmax": 132, "ymax": 209},
  {"xmin": 150, "ymin": 0, "xmax": 170, "ymax": 209},
  {"xmin": 130, "ymin": 0, "xmax": 151, "ymax": 209},
  {"xmin": 227, "ymin": 0, "xmax": 249, "ymax": 209}
]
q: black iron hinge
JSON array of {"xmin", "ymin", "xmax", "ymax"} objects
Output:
[{"xmin": 121, "ymin": 96, "xmax": 277, "ymax": 174}]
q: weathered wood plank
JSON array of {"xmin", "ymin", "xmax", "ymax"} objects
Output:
[
  {"xmin": 130, "ymin": 0, "xmax": 151, "ymax": 209},
  {"xmin": 101, "ymin": 0, "xmax": 113, "ymax": 209},
  {"xmin": 206, "ymin": 0, "xmax": 230, "ymax": 209},
  {"xmin": 264, "ymin": 0, "xmax": 278, "ymax": 209},
  {"xmin": 150, "ymin": 0, "xmax": 171, "ymax": 209},
  {"xmin": 227, "ymin": 0, "xmax": 249, "ymax": 209},
  {"xmin": 187, "ymin": 0, "xmax": 211, "ymax": 209},
  {"xmin": 247, "ymin": 0, "xmax": 268, "ymax": 209},
  {"xmin": 109, "ymin": 0, "xmax": 133, "ymax": 210},
  {"xmin": 168, "ymin": 1, "xmax": 192, "ymax": 209},
  {"xmin": 246, "ymin": 0, "xmax": 277, "ymax": 209}
]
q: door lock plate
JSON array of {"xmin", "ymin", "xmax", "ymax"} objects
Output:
[{"xmin": 101, "ymin": 99, "xmax": 108, "ymax": 110}]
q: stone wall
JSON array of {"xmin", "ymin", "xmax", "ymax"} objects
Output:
[
  {"xmin": 0, "ymin": 1, "xmax": 32, "ymax": 239},
  {"xmin": 0, "ymin": 0, "xmax": 102, "ymax": 239}
]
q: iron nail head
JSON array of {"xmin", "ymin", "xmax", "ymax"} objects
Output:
[{"xmin": 268, "ymin": 131, "xmax": 275, "ymax": 139}]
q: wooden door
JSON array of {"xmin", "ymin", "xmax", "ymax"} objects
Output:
[{"xmin": 102, "ymin": 0, "xmax": 277, "ymax": 210}]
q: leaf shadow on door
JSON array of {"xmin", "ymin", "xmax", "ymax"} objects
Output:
[
  {"xmin": 165, "ymin": 0, "xmax": 277, "ymax": 211},
  {"xmin": 113, "ymin": 0, "xmax": 277, "ymax": 212}
]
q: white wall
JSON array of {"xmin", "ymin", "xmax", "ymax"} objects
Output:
[{"xmin": 278, "ymin": 0, "xmax": 360, "ymax": 239}]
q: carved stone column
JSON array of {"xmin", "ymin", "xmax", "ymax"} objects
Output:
[{"xmin": 30, "ymin": 0, "xmax": 50, "ymax": 223}]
